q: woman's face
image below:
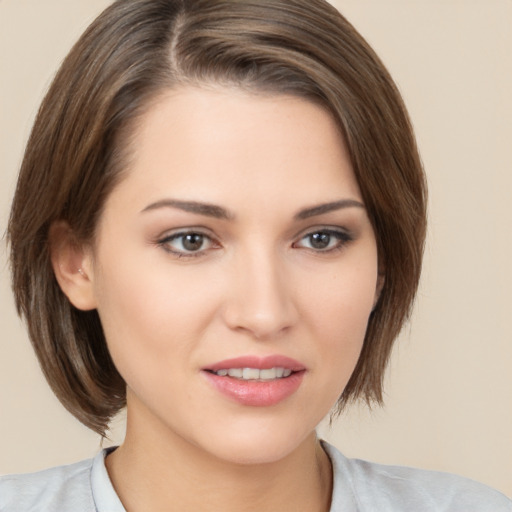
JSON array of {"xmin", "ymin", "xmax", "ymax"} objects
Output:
[{"xmin": 86, "ymin": 87, "xmax": 380, "ymax": 464}]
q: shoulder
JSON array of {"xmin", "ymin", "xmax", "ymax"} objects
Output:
[
  {"xmin": 0, "ymin": 457, "xmax": 96, "ymax": 512},
  {"xmin": 323, "ymin": 442, "xmax": 512, "ymax": 512}
]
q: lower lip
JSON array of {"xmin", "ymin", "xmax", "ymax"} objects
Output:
[{"xmin": 202, "ymin": 371, "xmax": 305, "ymax": 407}]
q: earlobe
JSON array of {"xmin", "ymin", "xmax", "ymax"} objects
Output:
[{"xmin": 49, "ymin": 221, "xmax": 97, "ymax": 311}]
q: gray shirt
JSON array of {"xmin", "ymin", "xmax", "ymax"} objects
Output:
[{"xmin": 1, "ymin": 442, "xmax": 511, "ymax": 511}]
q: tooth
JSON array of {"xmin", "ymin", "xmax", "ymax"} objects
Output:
[
  {"xmin": 260, "ymin": 368, "xmax": 277, "ymax": 380},
  {"xmin": 243, "ymin": 368, "xmax": 260, "ymax": 380},
  {"xmin": 219, "ymin": 367, "xmax": 293, "ymax": 380}
]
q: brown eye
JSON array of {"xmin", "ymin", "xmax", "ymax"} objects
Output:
[
  {"xmin": 294, "ymin": 228, "xmax": 353, "ymax": 252},
  {"xmin": 159, "ymin": 231, "xmax": 218, "ymax": 257},
  {"xmin": 181, "ymin": 233, "xmax": 205, "ymax": 251},
  {"xmin": 308, "ymin": 232, "xmax": 331, "ymax": 249}
]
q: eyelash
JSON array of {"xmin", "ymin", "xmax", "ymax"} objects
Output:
[
  {"xmin": 157, "ymin": 227, "xmax": 353, "ymax": 259},
  {"xmin": 293, "ymin": 228, "xmax": 353, "ymax": 253},
  {"xmin": 157, "ymin": 230, "xmax": 219, "ymax": 258}
]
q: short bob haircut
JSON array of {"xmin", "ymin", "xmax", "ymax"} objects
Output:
[{"xmin": 8, "ymin": 0, "xmax": 426, "ymax": 436}]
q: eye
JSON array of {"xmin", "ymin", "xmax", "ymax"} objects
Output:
[
  {"xmin": 294, "ymin": 229, "xmax": 352, "ymax": 252},
  {"xmin": 158, "ymin": 231, "xmax": 218, "ymax": 257}
]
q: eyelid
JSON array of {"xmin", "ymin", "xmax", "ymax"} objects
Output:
[
  {"xmin": 156, "ymin": 227, "xmax": 221, "ymax": 257},
  {"xmin": 292, "ymin": 226, "xmax": 354, "ymax": 251},
  {"xmin": 293, "ymin": 224, "xmax": 352, "ymax": 240}
]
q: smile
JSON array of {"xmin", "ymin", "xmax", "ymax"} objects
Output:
[
  {"xmin": 203, "ymin": 355, "xmax": 306, "ymax": 406},
  {"xmin": 210, "ymin": 367, "xmax": 293, "ymax": 380}
]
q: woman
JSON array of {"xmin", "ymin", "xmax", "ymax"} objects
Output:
[{"xmin": 1, "ymin": 0, "xmax": 510, "ymax": 510}]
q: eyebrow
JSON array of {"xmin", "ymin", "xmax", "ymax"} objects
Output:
[
  {"xmin": 141, "ymin": 198, "xmax": 364, "ymax": 221},
  {"xmin": 141, "ymin": 199, "xmax": 233, "ymax": 220},
  {"xmin": 294, "ymin": 199, "xmax": 365, "ymax": 220}
]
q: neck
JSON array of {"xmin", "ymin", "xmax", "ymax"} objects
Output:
[{"xmin": 106, "ymin": 409, "xmax": 332, "ymax": 512}]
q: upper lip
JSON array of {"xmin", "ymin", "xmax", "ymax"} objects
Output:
[{"xmin": 204, "ymin": 355, "xmax": 306, "ymax": 372}]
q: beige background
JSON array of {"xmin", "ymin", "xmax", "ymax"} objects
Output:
[{"xmin": 1, "ymin": 0, "xmax": 511, "ymax": 497}]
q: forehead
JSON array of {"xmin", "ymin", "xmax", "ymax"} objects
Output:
[{"xmin": 106, "ymin": 86, "xmax": 361, "ymax": 216}]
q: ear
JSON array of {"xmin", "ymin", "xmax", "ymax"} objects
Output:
[{"xmin": 49, "ymin": 221, "xmax": 97, "ymax": 311}]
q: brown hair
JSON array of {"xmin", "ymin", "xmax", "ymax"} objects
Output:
[{"xmin": 8, "ymin": 0, "xmax": 426, "ymax": 436}]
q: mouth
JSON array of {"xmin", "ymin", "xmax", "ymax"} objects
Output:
[
  {"xmin": 202, "ymin": 355, "xmax": 306, "ymax": 406},
  {"xmin": 206, "ymin": 367, "xmax": 294, "ymax": 381}
]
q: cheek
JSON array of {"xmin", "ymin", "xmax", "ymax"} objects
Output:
[
  {"xmin": 91, "ymin": 252, "xmax": 218, "ymax": 377},
  {"xmin": 300, "ymin": 255, "xmax": 378, "ymax": 381},
  {"xmin": 303, "ymin": 255, "xmax": 378, "ymax": 332}
]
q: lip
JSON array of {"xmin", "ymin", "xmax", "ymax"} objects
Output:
[
  {"xmin": 204, "ymin": 355, "xmax": 306, "ymax": 372},
  {"xmin": 202, "ymin": 355, "xmax": 306, "ymax": 407}
]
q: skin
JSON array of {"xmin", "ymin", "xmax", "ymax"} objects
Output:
[{"xmin": 53, "ymin": 87, "xmax": 382, "ymax": 511}]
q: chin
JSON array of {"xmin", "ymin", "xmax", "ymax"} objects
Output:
[{"xmin": 191, "ymin": 416, "xmax": 317, "ymax": 466}]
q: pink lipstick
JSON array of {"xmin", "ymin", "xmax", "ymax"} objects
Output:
[{"xmin": 202, "ymin": 355, "xmax": 306, "ymax": 407}]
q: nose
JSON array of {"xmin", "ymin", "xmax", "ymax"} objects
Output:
[{"xmin": 222, "ymin": 248, "xmax": 299, "ymax": 340}]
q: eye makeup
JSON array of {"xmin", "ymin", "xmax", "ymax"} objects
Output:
[
  {"xmin": 156, "ymin": 229, "xmax": 221, "ymax": 258},
  {"xmin": 293, "ymin": 227, "xmax": 354, "ymax": 253}
]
